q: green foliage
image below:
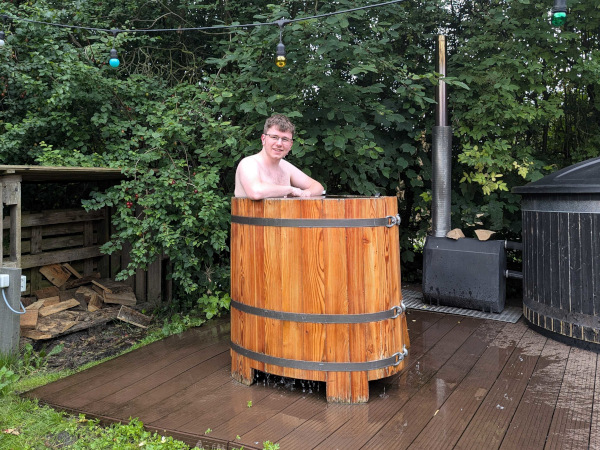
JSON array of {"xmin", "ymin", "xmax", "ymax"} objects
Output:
[
  {"xmin": 0, "ymin": 395, "xmax": 71, "ymax": 448},
  {"xmin": 262, "ymin": 441, "xmax": 280, "ymax": 450},
  {"xmin": 0, "ymin": 365, "xmax": 20, "ymax": 396},
  {"xmin": 0, "ymin": 343, "xmax": 64, "ymax": 396},
  {"xmin": 448, "ymin": 0, "xmax": 600, "ymax": 233},
  {"xmin": 65, "ymin": 416, "xmax": 190, "ymax": 449},
  {"xmin": 15, "ymin": 343, "xmax": 64, "ymax": 376},
  {"xmin": 2, "ymin": 0, "xmax": 599, "ymax": 290},
  {"xmin": 158, "ymin": 314, "xmax": 206, "ymax": 337}
]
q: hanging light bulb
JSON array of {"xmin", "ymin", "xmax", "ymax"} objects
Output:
[
  {"xmin": 109, "ymin": 48, "xmax": 120, "ymax": 67},
  {"xmin": 551, "ymin": 0, "xmax": 567, "ymax": 27},
  {"xmin": 275, "ymin": 19, "xmax": 287, "ymax": 68},
  {"xmin": 108, "ymin": 29, "xmax": 120, "ymax": 67},
  {"xmin": 276, "ymin": 41, "xmax": 286, "ymax": 68}
]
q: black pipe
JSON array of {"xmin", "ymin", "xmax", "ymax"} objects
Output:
[
  {"xmin": 504, "ymin": 240, "xmax": 523, "ymax": 251},
  {"xmin": 505, "ymin": 270, "xmax": 523, "ymax": 280}
]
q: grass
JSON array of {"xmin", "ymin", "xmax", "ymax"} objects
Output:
[{"xmin": 0, "ymin": 317, "xmax": 279, "ymax": 450}]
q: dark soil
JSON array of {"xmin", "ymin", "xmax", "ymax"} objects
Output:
[{"xmin": 24, "ymin": 320, "xmax": 151, "ymax": 372}]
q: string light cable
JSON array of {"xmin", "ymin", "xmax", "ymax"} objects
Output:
[
  {"xmin": 0, "ymin": 0, "xmax": 408, "ymax": 66},
  {"xmin": 1, "ymin": 1, "xmax": 408, "ymax": 34}
]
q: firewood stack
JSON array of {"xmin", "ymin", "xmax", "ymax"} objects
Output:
[{"xmin": 20, "ymin": 263, "xmax": 151, "ymax": 341}]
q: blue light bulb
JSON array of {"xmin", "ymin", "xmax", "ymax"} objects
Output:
[{"xmin": 109, "ymin": 48, "xmax": 120, "ymax": 68}]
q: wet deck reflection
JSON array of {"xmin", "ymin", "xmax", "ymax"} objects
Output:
[{"xmin": 24, "ymin": 309, "xmax": 600, "ymax": 449}]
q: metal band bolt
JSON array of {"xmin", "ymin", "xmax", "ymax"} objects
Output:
[{"xmin": 386, "ymin": 214, "xmax": 401, "ymax": 227}]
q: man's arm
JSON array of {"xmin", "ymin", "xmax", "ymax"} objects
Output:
[{"xmin": 285, "ymin": 160, "xmax": 325, "ymax": 197}]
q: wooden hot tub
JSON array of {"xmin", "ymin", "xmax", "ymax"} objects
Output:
[{"xmin": 230, "ymin": 196, "xmax": 409, "ymax": 403}]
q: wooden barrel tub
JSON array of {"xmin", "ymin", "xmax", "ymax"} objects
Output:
[{"xmin": 230, "ymin": 196, "xmax": 409, "ymax": 403}]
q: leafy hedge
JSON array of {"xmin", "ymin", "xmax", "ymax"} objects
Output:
[{"xmin": 1, "ymin": 0, "xmax": 599, "ymax": 312}]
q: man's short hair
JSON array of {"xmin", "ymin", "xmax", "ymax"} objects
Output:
[{"xmin": 264, "ymin": 114, "xmax": 295, "ymax": 136}]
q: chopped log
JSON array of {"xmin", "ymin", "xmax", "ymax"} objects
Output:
[
  {"xmin": 20, "ymin": 309, "xmax": 39, "ymax": 330},
  {"xmin": 104, "ymin": 290, "xmax": 137, "ymax": 306},
  {"xmin": 63, "ymin": 273, "xmax": 101, "ymax": 290},
  {"xmin": 36, "ymin": 318, "xmax": 77, "ymax": 334},
  {"xmin": 34, "ymin": 286, "xmax": 60, "ymax": 299},
  {"xmin": 39, "ymin": 264, "xmax": 71, "ymax": 287},
  {"xmin": 117, "ymin": 305, "xmax": 152, "ymax": 328},
  {"xmin": 446, "ymin": 228, "xmax": 465, "ymax": 240},
  {"xmin": 26, "ymin": 299, "xmax": 46, "ymax": 310},
  {"xmin": 91, "ymin": 285, "xmax": 106, "ymax": 299},
  {"xmin": 42, "ymin": 296, "xmax": 60, "ymax": 307},
  {"xmin": 23, "ymin": 307, "xmax": 120, "ymax": 340},
  {"xmin": 20, "ymin": 297, "xmax": 37, "ymax": 307},
  {"xmin": 76, "ymin": 286, "xmax": 103, "ymax": 311},
  {"xmin": 475, "ymin": 229, "xmax": 496, "ymax": 241},
  {"xmin": 60, "ymin": 289, "xmax": 87, "ymax": 311},
  {"xmin": 91, "ymin": 279, "xmax": 113, "ymax": 294},
  {"xmin": 59, "ymin": 290, "xmax": 76, "ymax": 302},
  {"xmin": 88, "ymin": 294, "xmax": 103, "ymax": 312},
  {"xmin": 94, "ymin": 278, "xmax": 134, "ymax": 293},
  {"xmin": 76, "ymin": 285, "xmax": 97, "ymax": 298},
  {"xmin": 21, "ymin": 330, "xmax": 53, "ymax": 340},
  {"xmin": 38, "ymin": 299, "xmax": 80, "ymax": 317},
  {"xmin": 62, "ymin": 263, "xmax": 83, "ymax": 279}
]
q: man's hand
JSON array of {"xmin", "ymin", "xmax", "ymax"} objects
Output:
[{"xmin": 289, "ymin": 187, "xmax": 312, "ymax": 197}]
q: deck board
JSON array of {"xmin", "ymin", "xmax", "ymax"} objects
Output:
[
  {"xmin": 454, "ymin": 327, "xmax": 547, "ymax": 449},
  {"xmin": 545, "ymin": 347, "xmax": 597, "ymax": 450},
  {"xmin": 23, "ymin": 310, "xmax": 600, "ymax": 450},
  {"xmin": 500, "ymin": 338, "xmax": 570, "ymax": 449}
]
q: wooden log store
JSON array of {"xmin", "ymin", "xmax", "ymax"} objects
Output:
[{"xmin": 0, "ymin": 165, "xmax": 171, "ymax": 353}]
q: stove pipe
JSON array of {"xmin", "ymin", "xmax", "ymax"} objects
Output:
[{"xmin": 431, "ymin": 35, "xmax": 453, "ymax": 237}]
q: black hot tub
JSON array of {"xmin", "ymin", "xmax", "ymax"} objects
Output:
[{"xmin": 513, "ymin": 157, "xmax": 600, "ymax": 349}]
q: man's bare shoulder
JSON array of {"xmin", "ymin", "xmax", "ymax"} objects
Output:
[
  {"xmin": 238, "ymin": 154, "xmax": 260, "ymax": 166},
  {"xmin": 279, "ymin": 158, "xmax": 302, "ymax": 174},
  {"xmin": 236, "ymin": 154, "xmax": 261, "ymax": 173}
]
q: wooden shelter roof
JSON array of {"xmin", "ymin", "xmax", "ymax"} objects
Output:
[{"xmin": 0, "ymin": 165, "xmax": 126, "ymax": 183}]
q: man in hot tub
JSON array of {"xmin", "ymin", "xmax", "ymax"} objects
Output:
[{"xmin": 234, "ymin": 114, "xmax": 324, "ymax": 200}]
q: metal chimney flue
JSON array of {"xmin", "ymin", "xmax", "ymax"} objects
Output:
[
  {"xmin": 423, "ymin": 35, "xmax": 515, "ymax": 314},
  {"xmin": 431, "ymin": 34, "xmax": 452, "ymax": 237}
]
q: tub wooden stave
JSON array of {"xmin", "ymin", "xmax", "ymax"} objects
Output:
[{"xmin": 230, "ymin": 196, "xmax": 409, "ymax": 403}]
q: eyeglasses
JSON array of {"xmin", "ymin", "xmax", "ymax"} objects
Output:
[{"xmin": 265, "ymin": 133, "xmax": 293, "ymax": 144}]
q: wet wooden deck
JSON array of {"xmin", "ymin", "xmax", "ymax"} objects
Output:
[{"xmin": 24, "ymin": 309, "xmax": 600, "ymax": 449}]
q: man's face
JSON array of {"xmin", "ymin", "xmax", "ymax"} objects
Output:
[{"xmin": 261, "ymin": 126, "xmax": 293, "ymax": 160}]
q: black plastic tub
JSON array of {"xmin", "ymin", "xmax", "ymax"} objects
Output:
[{"xmin": 513, "ymin": 157, "xmax": 600, "ymax": 350}]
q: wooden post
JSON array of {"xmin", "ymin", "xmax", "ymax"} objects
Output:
[
  {"xmin": 0, "ymin": 181, "xmax": 3, "ymax": 268},
  {"xmin": 97, "ymin": 206, "xmax": 110, "ymax": 278},
  {"xmin": 0, "ymin": 267, "xmax": 23, "ymax": 356},
  {"xmin": 2, "ymin": 175, "xmax": 22, "ymax": 269},
  {"xmin": 83, "ymin": 221, "xmax": 93, "ymax": 275},
  {"xmin": 135, "ymin": 267, "xmax": 147, "ymax": 304},
  {"xmin": 147, "ymin": 257, "xmax": 162, "ymax": 305},
  {"xmin": 29, "ymin": 226, "xmax": 43, "ymax": 293}
]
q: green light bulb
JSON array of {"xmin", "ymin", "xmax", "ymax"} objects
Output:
[{"xmin": 551, "ymin": 11, "xmax": 567, "ymax": 27}]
